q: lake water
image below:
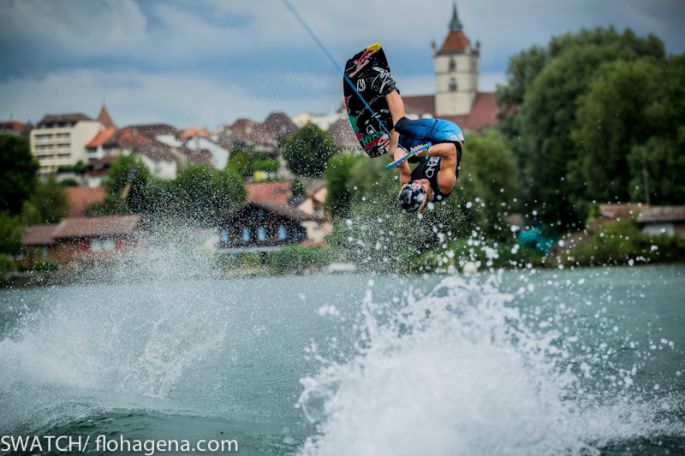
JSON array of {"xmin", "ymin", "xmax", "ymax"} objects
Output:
[{"xmin": 1, "ymin": 266, "xmax": 684, "ymax": 455}]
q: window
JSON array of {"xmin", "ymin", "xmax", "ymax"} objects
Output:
[
  {"xmin": 91, "ymin": 238, "xmax": 115, "ymax": 251},
  {"xmin": 241, "ymin": 227, "xmax": 251, "ymax": 242},
  {"xmin": 257, "ymin": 226, "xmax": 266, "ymax": 241},
  {"xmin": 448, "ymin": 58, "xmax": 456, "ymax": 71},
  {"xmin": 278, "ymin": 225, "xmax": 288, "ymax": 240},
  {"xmin": 220, "ymin": 228, "xmax": 229, "ymax": 243},
  {"xmin": 449, "ymin": 77, "xmax": 458, "ymax": 92}
]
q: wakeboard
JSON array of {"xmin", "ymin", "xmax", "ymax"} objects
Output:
[{"xmin": 343, "ymin": 43, "xmax": 395, "ymax": 158}]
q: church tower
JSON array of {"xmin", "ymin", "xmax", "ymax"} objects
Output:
[{"xmin": 433, "ymin": 1, "xmax": 480, "ymax": 116}]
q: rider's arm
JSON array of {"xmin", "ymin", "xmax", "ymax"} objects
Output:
[
  {"xmin": 423, "ymin": 142, "xmax": 458, "ymax": 160},
  {"xmin": 396, "ymin": 151, "xmax": 412, "ymax": 184}
]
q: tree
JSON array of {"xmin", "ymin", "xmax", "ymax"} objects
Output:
[
  {"xmin": 282, "ymin": 124, "xmax": 338, "ymax": 177},
  {"xmin": 571, "ymin": 59, "xmax": 664, "ymax": 204},
  {"xmin": 324, "ymin": 152, "xmax": 365, "ymax": 219},
  {"xmin": 627, "ymin": 55, "xmax": 685, "ymax": 204},
  {"xmin": 459, "ymin": 129, "xmax": 520, "ymax": 238},
  {"xmin": 175, "ymin": 164, "xmax": 246, "ymax": 224},
  {"xmin": 0, "ymin": 212, "xmax": 24, "ymax": 254},
  {"xmin": 226, "ymin": 145, "xmax": 255, "ymax": 178},
  {"xmin": 290, "ymin": 178, "xmax": 306, "ymax": 199},
  {"xmin": 497, "ymin": 27, "xmax": 667, "ymax": 231},
  {"xmin": 24, "ymin": 174, "xmax": 68, "ymax": 224},
  {"xmin": 102, "ymin": 155, "xmax": 151, "ymax": 214},
  {"xmin": 0, "ymin": 135, "xmax": 38, "ymax": 215}
]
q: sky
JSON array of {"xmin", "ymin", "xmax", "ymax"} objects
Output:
[{"xmin": 0, "ymin": 0, "xmax": 683, "ymax": 129}]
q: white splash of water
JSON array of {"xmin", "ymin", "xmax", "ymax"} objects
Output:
[{"xmin": 297, "ymin": 274, "xmax": 684, "ymax": 456}]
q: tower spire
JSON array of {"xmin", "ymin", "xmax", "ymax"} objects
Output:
[{"xmin": 449, "ymin": 1, "xmax": 463, "ymax": 31}]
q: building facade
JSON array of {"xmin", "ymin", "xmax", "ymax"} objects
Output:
[
  {"xmin": 402, "ymin": 1, "xmax": 498, "ymax": 132},
  {"xmin": 30, "ymin": 114, "xmax": 103, "ymax": 175},
  {"xmin": 217, "ymin": 202, "xmax": 321, "ymax": 253},
  {"xmin": 433, "ymin": 2, "xmax": 480, "ymax": 116}
]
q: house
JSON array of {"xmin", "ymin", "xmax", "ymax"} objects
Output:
[
  {"xmin": 297, "ymin": 185, "xmax": 327, "ymax": 218},
  {"xmin": 0, "ymin": 120, "xmax": 30, "ymax": 136},
  {"xmin": 327, "ymin": 118, "xmax": 360, "ymax": 150},
  {"xmin": 217, "ymin": 202, "xmax": 323, "ymax": 253},
  {"xmin": 88, "ymin": 126, "xmax": 180, "ymax": 179},
  {"xmin": 84, "ymin": 155, "xmax": 118, "ymax": 188},
  {"xmin": 21, "ymin": 215, "xmax": 144, "ymax": 267},
  {"xmin": 637, "ymin": 206, "xmax": 685, "ymax": 238},
  {"xmin": 182, "ymin": 136, "xmax": 230, "ymax": 169},
  {"xmin": 399, "ymin": 2, "xmax": 499, "ymax": 132},
  {"xmin": 21, "ymin": 224, "xmax": 57, "ymax": 262},
  {"xmin": 216, "ymin": 112, "xmax": 298, "ymax": 154},
  {"xmin": 65, "ymin": 186, "xmax": 106, "ymax": 216},
  {"xmin": 297, "ymin": 185, "xmax": 333, "ymax": 241}
]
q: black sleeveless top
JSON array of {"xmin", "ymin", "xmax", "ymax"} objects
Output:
[{"xmin": 409, "ymin": 145, "xmax": 462, "ymax": 202}]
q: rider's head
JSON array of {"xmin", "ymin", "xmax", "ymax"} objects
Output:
[{"xmin": 398, "ymin": 179, "xmax": 432, "ymax": 212}]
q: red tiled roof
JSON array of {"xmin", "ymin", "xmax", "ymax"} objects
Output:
[
  {"xmin": 180, "ymin": 126, "xmax": 211, "ymax": 140},
  {"xmin": 437, "ymin": 30, "xmax": 469, "ymax": 55},
  {"xmin": 403, "ymin": 95, "xmax": 436, "ymax": 116},
  {"xmin": 86, "ymin": 127, "xmax": 117, "ymax": 148},
  {"xmin": 113, "ymin": 127, "xmax": 178, "ymax": 162},
  {"xmin": 246, "ymin": 182, "xmax": 291, "ymax": 204},
  {"xmin": 66, "ymin": 187, "xmax": 106, "ymax": 217},
  {"xmin": 52, "ymin": 215, "xmax": 142, "ymax": 239},
  {"xmin": 401, "ymin": 92, "xmax": 499, "ymax": 133},
  {"xmin": 23, "ymin": 224, "xmax": 57, "ymax": 246},
  {"xmin": 0, "ymin": 120, "xmax": 28, "ymax": 132},
  {"xmin": 452, "ymin": 92, "xmax": 499, "ymax": 132}
]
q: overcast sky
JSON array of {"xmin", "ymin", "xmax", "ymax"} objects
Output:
[{"xmin": 0, "ymin": 0, "xmax": 683, "ymax": 128}]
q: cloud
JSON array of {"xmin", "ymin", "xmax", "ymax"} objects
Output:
[
  {"xmin": 0, "ymin": 68, "xmax": 342, "ymax": 127},
  {"xmin": 1, "ymin": 0, "xmax": 683, "ymax": 126}
]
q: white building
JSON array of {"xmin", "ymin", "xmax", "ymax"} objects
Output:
[
  {"xmin": 182, "ymin": 137, "xmax": 230, "ymax": 170},
  {"xmin": 30, "ymin": 113, "xmax": 103, "ymax": 175}
]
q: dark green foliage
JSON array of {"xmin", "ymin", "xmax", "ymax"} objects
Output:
[
  {"xmin": 227, "ymin": 145, "xmax": 280, "ymax": 178},
  {"xmin": 24, "ymin": 175, "xmax": 68, "ymax": 224},
  {"xmin": 32, "ymin": 257, "xmax": 59, "ymax": 272},
  {"xmin": 457, "ymin": 130, "xmax": 520, "ymax": 239},
  {"xmin": 561, "ymin": 220, "xmax": 685, "ymax": 266},
  {"xmin": 0, "ymin": 212, "xmax": 24, "ymax": 254},
  {"xmin": 266, "ymin": 245, "xmax": 331, "ymax": 275},
  {"xmin": 252, "ymin": 158, "xmax": 280, "ymax": 174},
  {"xmin": 174, "ymin": 164, "xmax": 246, "ymax": 224},
  {"xmin": 571, "ymin": 59, "xmax": 665, "ymax": 204},
  {"xmin": 282, "ymin": 124, "xmax": 338, "ymax": 177},
  {"xmin": 495, "ymin": 26, "xmax": 673, "ymax": 232},
  {"xmin": 0, "ymin": 254, "xmax": 15, "ymax": 280},
  {"xmin": 290, "ymin": 178, "xmax": 306, "ymax": 199},
  {"xmin": 0, "ymin": 135, "xmax": 38, "ymax": 216},
  {"xmin": 226, "ymin": 145, "xmax": 255, "ymax": 178},
  {"xmin": 100, "ymin": 155, "xmax": 151, "ymax": 214},
  {"xmin": 59, "ymin": 178, "xmax": 79, "ymax": 187},
  {"xmin": 324, "ymin": 152, "xmax": 365, "ymax": 219}
]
